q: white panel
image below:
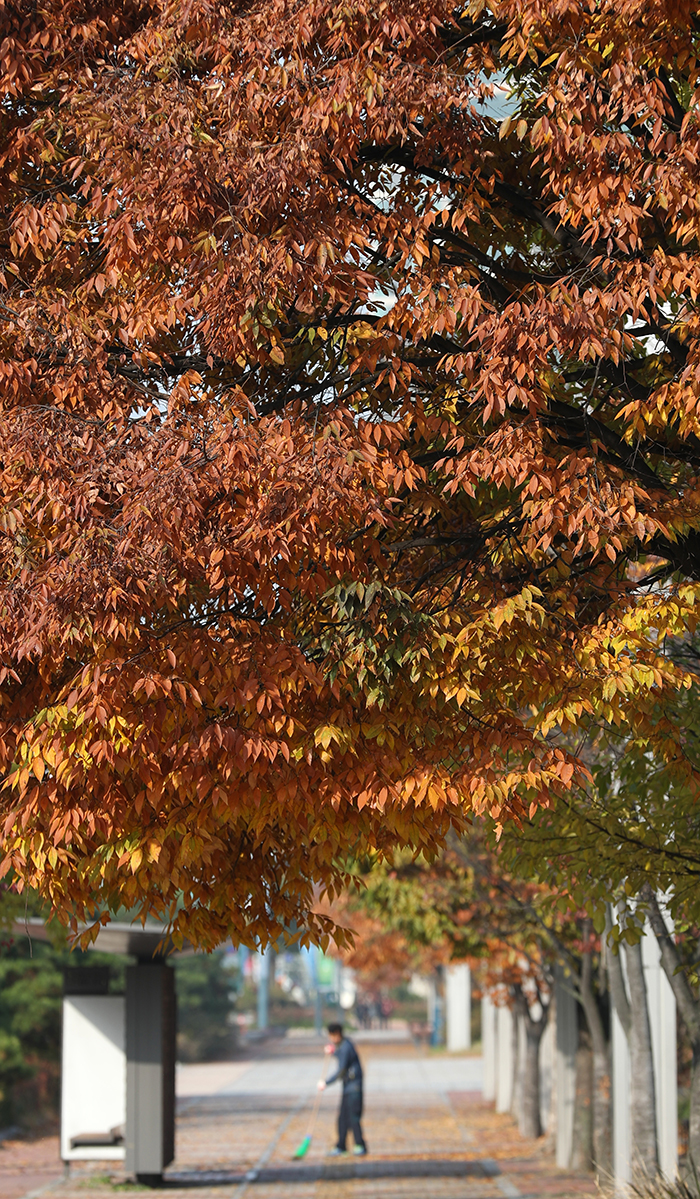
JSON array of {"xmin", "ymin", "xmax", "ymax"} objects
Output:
[
  {"xmin": 539, "ymin": 1015, "xmax": 554, "ymax": 1134},
  {"xmin": 658, "ymin": 968, "xmax": 678, "ymax": 1180},
  {"xmin": 496, "ymin": 1004, "xmax": 514, "ymax": 1113},
  {"xmin": 61, "ymin": 996, "xmax": 126, "ymax": 1161},
  {"xmin": 446, "ymin": 964, "xmax": 471, "ymax": 1052},
  {"xmin": 612, "ymin": 996, "xmax": 632, "ymax": 1187},
  {"xmin": 642, "ymin": 921, "xmax": 678, "ymax": 1180},
  {"xmin": 426, "ymin": 976, "xmax": 437, "ymax": 1030},
  {"xmin": 482, "ymin": 994, "xmax": 496, "ymax": 1101}
]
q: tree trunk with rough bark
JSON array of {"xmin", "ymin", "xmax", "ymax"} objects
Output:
[
  {"xmin": 606, "ymin": 904, "xmax": 659, "ymax": 1182},
  {"xmin": 689, "ymin": 1042, "xmax": 700, "ymax": 1169},
  {"xmin": 571, "ymin": 1030, "xmax": 593, "ymax": 1172},
  {"xmin": 512, "ymin": 986, "xmax": 549, "ymax": 1139},
  {"xmin": 577, "ymin": 947, "xmax": 611, "ymax": 1181},
  {"xmin": 521, "ymin": 1021, "xmax": 545, "ymax": 1138},
  {"xmin": 511, "ymin": 1007, "xmax": 522, "ymax": 1123}
]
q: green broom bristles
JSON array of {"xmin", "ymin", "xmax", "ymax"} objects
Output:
[{"xmin": 293, "ymin": 1134, "xmax": 312, "ymax": 1159}]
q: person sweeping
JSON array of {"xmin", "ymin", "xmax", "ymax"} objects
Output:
[{"xmin": 317, "ymin": 1022, "xmax": 367, "ymax": 1157}]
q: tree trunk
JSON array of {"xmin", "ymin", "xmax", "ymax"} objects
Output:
[
  {"xmin": 606, "ymin": 904, "xmax": 659, "ymax": 1181},
  {"xmin": 690, "ymin": 1042, "xmax": 700, "ymax": 1170},
  {"xmin": 624, "ymin": 937, "xmax": 659, "ymax": 1180},
  {"xmin": 511, "ymin": 1006, "xmax": 522, "ymax": 1121},
  {"xmin": 578, "ymin": 947, "xmax": 612, "ymax": 1180},
  {"xmin": 520, "ymin": 1020, "xmax": 545, "ymax": 1138},
  {"xmin": 512, "ymin": 986, "xmax": 548, "ymax": 1139},
  {"xmin": 571, "ymin": 1031, "xmax": 593, "ymax": 1172},
  {"xmin": 642, "ymin": 885, "xmax": 700, "ymax": 1166}
]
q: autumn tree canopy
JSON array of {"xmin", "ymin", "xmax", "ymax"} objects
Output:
[{"xmin": 1, "ymin": 0, "xmax": 700, "ymax": 946}]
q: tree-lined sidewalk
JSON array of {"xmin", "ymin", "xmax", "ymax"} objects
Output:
[{"xmin": 32, "ymin": 1035, "xmax": 598, "ymax": 1199}]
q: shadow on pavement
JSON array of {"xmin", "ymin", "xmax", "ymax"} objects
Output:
[{"xmin": 165, "ymin": 1156, "xmax": 501, "ymax": 1187}]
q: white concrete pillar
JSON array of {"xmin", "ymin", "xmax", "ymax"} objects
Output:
[
  {"xmin": 426, "ymin": 975, "xmax": 437, "ymax": 1031},
  {"xmin": 482, "ymin": 993, "xmax": 497, "ymax": 1101},
  {"xmin": 555, "ymin": 967, "xmax": 578, "ymax": 1168},
  {"xmin": 446, "ymin": 964, "xmax": 471, "ymax": 1052},
  {"xmin": 256, "ymin": 949, "xmax": 270, "ymax": 1030},
  {"xmin": 496, "ymin": 1003, "xmax": 515, "ymax": 1113},
  {"xmin": 643, "ymin": 922, "xmax": 678, "ymax": 1180},
  {"xmin": 540, "ymin": 1010, "xmax": 554, "ymax": 1134},
  {"xmin": 612, "ymin": 986, "xmax": 632, "ymax": 1188}
]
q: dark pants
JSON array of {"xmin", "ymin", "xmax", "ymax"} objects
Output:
[{"xmin": 337, "ymin": 1086, "xmax": 366, "ymax": 1151}]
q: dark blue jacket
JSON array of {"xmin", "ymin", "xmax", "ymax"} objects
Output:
[{"xmin": 326, "ymin": 1037, "xmax": 363, "ymax": 1091}]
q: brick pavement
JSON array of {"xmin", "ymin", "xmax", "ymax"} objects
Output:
[
  {"xmin": 13, "ymin": 1034, "xmax": 599, "ymax": 1199},
  {"xmin": 0, "ymin": 1128, "xmax": 62, "ymax": 1199}
]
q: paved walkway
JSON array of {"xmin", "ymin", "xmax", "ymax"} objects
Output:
[
  {"xmin": 0, "ymin": 1128, "xmax": 61, "ymax": 1199},
  {"xmin": 8, "ymin": 1033, "xmax": 597, "ymax": 1199}
]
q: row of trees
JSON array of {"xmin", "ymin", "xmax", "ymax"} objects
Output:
[
  {"xmin": 339, "ymin": 650, "xmax": 700, "ymax": 1182},
  {"xmin": 1, "ymin": 3, "xmax": 700, "ymax": 1187}
]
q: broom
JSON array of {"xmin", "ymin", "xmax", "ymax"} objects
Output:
[{"xmin": 293, "ymin": 1057, "xmax": 329, "ymax": 1159}]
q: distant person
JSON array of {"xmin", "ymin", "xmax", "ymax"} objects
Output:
[{"xmin": 318, "ymin": 1022, "xmax": 367, "ymax": 1156}]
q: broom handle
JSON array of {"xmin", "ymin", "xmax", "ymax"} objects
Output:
[{"xmin": 304, "ymin": 1054, "xmax": 330, "ymax": 1138}]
